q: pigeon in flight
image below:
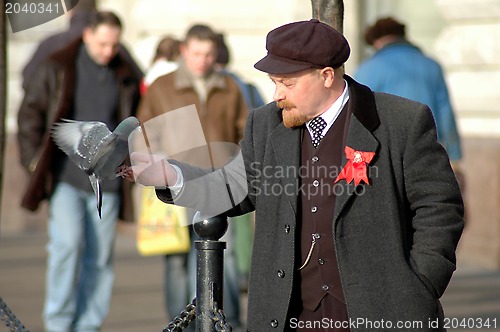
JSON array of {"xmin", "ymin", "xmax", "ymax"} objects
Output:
[{"xmin": 52, "ymin": 117, "xmax": 141, "ymax": 218}]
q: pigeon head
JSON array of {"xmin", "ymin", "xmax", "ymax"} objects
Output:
[{"xmin": 114, "ymin": 117, "xmax": 141, "ymax": 139}]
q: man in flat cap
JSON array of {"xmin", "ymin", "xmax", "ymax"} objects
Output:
[{"xmin": 128, "ymin": 19, "xmax": 463, "ymax": 331}]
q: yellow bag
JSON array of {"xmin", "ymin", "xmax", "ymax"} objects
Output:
[{"xmin": 136, "ymin": 187, "xmax": 191, "ymax": 256}]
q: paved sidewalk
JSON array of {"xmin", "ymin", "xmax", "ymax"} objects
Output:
[
  {"xmin": 0, "ymin": 230, "xmax": 166, "ymax": 332},
  {"xmin": 0, "ymin": 229, "xmax": 498, "ymax": 332},
  {"xmin": 440, "ymin": 264, "xmax": 500, "ymax": 332}
]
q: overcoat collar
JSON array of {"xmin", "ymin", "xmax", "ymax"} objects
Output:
[{"xmin": 269, "ymin": 75, "xmax": 380, "ymax": 217}]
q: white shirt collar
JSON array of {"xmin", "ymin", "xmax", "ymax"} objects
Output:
[{"xmin": 306, "ymin": 79, "xmax": 350, "ymax": 138}]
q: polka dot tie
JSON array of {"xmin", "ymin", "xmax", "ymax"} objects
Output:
[{"xmin": 309, "ymin": 116, "xmax": 327, "ymax": 148}]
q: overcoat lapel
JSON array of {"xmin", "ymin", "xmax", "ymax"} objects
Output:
[
  {"xmin": 333, "ymin": 76, "xmax": 381, "ymax": 223},
  {"xmin": 333, "ymin": 115, "xmax": 379, "ymax": 222},
  {"xmin": 270, "ymin": 124, "xmax": 301, "ymax": 215}
]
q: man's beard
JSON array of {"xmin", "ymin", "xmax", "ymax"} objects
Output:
[{"xmin": 277, "ymin": 101, "xmax": 307, "ymax": 128}]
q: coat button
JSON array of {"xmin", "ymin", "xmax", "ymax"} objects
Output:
[
  {"xmin": 284, "ymin": 224, "xmax": 290, "ymax": 233},
  {"xmin": 271, "ymin": 319, "xmax": 279, "ymax": 328},
  {"xmin": 312, "ymin": 156, "xmax": 319, "ymax": 163},
  {"xmin": 313, "ymin": 179, "xmax": 320, "ymax": 187},
  {"xmin": 322, "ymin": 284, "xmax": 330, "ymax": 291},
  {"xmin": 311, "ymin": 206, "xmax": 318, "ymax": 213},
  {"xmin": 277, "ymin": 270, "xmax": 285, "ymax": 278},
  {"xmin": 318, "ymin": 258, "xmax": 325, "ymax": 265}
]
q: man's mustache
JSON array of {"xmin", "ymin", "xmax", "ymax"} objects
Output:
[{"xmin": 277, "ymin": 100, "xmax": 296, "ymax": 110}]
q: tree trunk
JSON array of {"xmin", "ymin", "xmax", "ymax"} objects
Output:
[{"xmin": 311, "ymin": 0, "xmax": 344, "ymax": 33}]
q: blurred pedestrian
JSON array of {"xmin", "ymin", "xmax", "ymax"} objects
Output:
[
  {"xmin": 21, "ymin": 0, "xmax": 142, "ymax": 91},
  {"xmin": 140, "ymin": 35, "xmax": 180, "ymax": 95},
  {"xmin": 136, "ymin": 23, "xmax": 248, "ymax": 329},
  {"xmin": 215, "ymin": 33, "xmax": 265, "ymax": 110},
  {"xmin": 355, "ymin": 16, "xmax": 462, "ymax": 165},
  {"xmin": 17, "ymin": 11, "xmax": 141, "ymax": 332}
]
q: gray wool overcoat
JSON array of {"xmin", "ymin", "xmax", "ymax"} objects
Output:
[{"xmin": 158, "ymin": 75, "xmax": 464, "ymax": 331}]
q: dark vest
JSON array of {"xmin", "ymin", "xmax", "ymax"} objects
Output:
[{"xmin": 298, "ymin": 102, "xmax": 351, "ymax": 313}]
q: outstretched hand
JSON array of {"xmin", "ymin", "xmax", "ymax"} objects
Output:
[{"xmin": 118, "ymin": 152, "xmax": 177, "ymax": 187}]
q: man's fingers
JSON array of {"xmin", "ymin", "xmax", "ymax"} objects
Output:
[
  {"xmin": 130, "ymin": 151, "xmax": 165, "ymax": 163},
  {"xmin": 130, "ymin": 151, "xmax": 153, "ymax": 163}
]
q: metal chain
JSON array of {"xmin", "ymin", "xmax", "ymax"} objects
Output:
[
  {"xmin": 0, "ymin": 297, "xmax": 30, "ymax": 332},
  {"xmin": 0, "ymin": 294, "xmax": 232, "ymax": 332},
  {"xmin": 209, "ymin": 302, "xmax": 232, "ymax": 332},
  {"xmin": 161, "ymin": 298, "xmax": 233, "ymax": 332},
  {"xmin": 162, "ymin": 298, "xmax": 197, "ymax": 332}
]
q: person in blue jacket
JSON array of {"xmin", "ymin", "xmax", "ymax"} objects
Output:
[{"xmin": 355, "ymin": 16, "xmax": 462, "ymax": 164}]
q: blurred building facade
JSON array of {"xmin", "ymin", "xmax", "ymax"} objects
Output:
[{"xmin": 3, "ymin": 0, "xmax": 500, "ymax": 268}]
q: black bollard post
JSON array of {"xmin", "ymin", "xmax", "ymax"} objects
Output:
[{"xmin": 193, "ymin": 212, "xmax": 228, "ymax": 332}]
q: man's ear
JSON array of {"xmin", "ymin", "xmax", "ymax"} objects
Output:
[
  {"xmin": 320, "ymin": 67, "xmax": 335, "ymax": 88},
  {"xmin": 179, "ymin": 41, "xmax": 188, "ymax": 57},
  {"xmin": 82, "ymin": 27, "xmax": 92, "ymax": 44}
]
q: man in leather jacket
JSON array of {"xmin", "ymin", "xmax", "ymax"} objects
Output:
[{"xmin": 17, "ymin": 11, "xmax": 141, "ymax": 332}]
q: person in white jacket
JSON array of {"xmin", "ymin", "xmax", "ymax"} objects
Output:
[{"xmin": 140, "ymin": 36, "xmax": 180, "ymax": 94}]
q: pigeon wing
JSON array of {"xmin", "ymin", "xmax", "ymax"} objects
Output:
[
  {"xmin": 93, "ymin": 117, "xmax": 140, "ymax": 178},
  {"xmin": 80, "ymin": 126, "xmax": 120, "ymax": 173},
  {"xmin": 91, "ymin": 134, "xmax": 124, "ymax": 179},
  {"xmin": 52, "ymin": 120, "xmax": 112, "ymax": 172}
]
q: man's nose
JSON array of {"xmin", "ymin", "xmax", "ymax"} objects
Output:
[{"xmin": 273, "ymin": 85, "xmax": 285, "ymax": 102}]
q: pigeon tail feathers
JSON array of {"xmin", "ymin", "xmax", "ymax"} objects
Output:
[{"xmin": 89, "ymin": 174, "xmax": 102, "ymax": 219}]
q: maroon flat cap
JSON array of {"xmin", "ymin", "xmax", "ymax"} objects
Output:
[{"xmin": 254, "ymin": 19, "xmax": 350, "ymax": 74}]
